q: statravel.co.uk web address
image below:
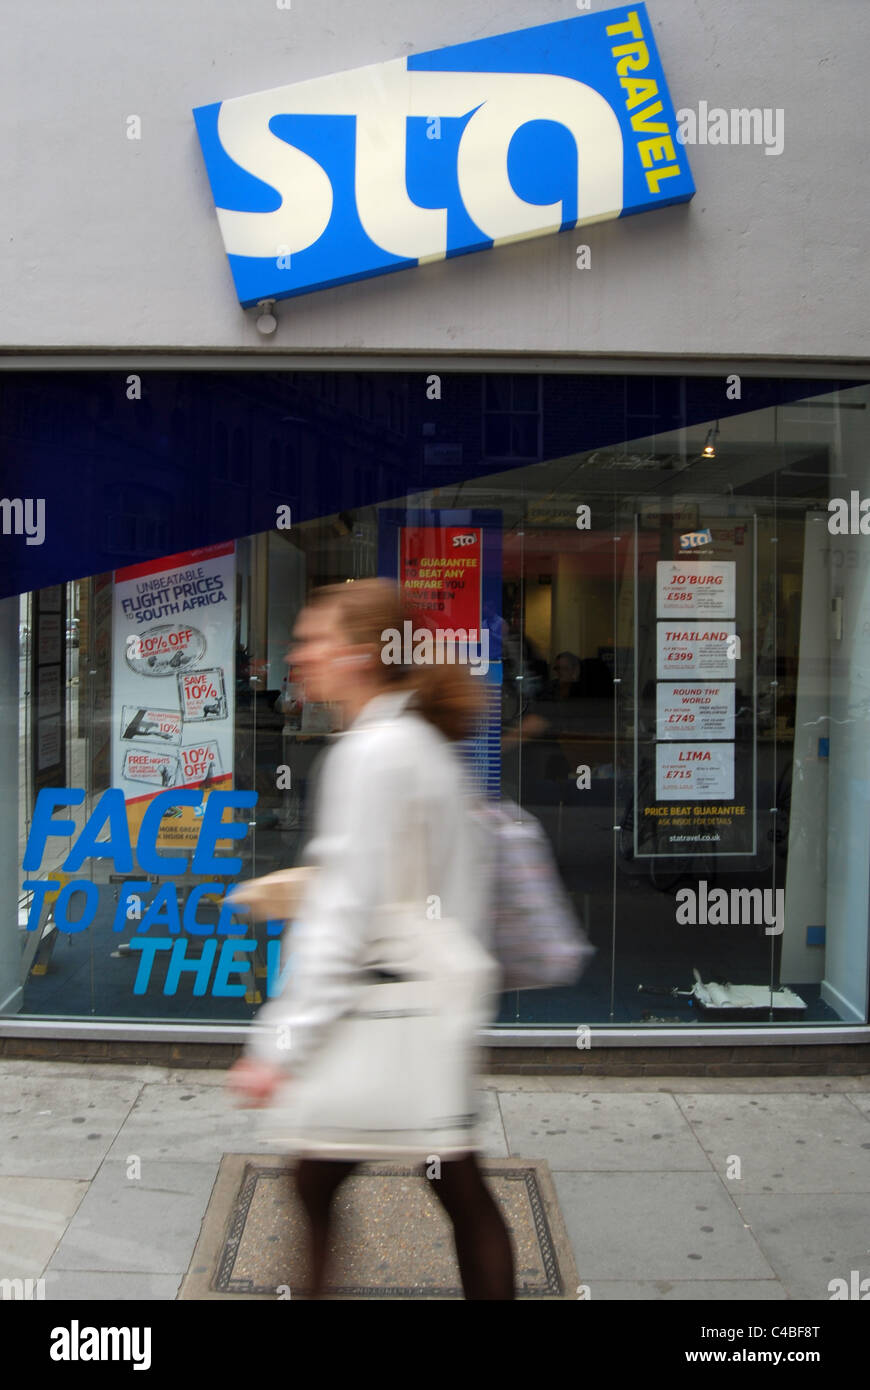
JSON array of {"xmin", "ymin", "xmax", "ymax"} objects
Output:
[
  {"xmin": 685, "ymin": 1350, "xmax": 820, "ymax": 1364},
  {"xmin": 669, "ymin": 834, "xmax": 720, "ymax": 842}
]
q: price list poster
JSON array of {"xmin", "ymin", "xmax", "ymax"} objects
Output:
[{"xmin": 632, "ymin": 520, "xmax": 757, "ymax": 858}]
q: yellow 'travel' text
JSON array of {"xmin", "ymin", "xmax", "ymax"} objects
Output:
[{"xmin": 606, "ymin": 10, "xmax": 681, "ymax": 195}]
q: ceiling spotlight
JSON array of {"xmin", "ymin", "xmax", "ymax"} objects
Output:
[
  {"xmin": 702, "ymin": 424, "xmax": 719, "ymax": 459},
  {"xmin": 256, "ymin": 299, "xmax": 278, "ymax": 335}
]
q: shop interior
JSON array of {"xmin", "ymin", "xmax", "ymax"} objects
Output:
[{"xmin": 6, "ymin": 371, "xmax": 869, "ymax": 1029}]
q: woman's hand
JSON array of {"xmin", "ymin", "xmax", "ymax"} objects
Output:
[
  {"xmin": 226, "ymin": 1057, "xmax": 287, "ymax": 1108},
  {"xmin": 228, "ymin": 867, "xmax": 315, "ymax": 921}
]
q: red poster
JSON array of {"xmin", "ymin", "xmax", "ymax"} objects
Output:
[{"xmin": 399, "ymin": 526, "xmax": 482, "ymax": 630}]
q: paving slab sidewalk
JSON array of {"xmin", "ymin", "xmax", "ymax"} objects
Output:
[{"xmin": 0, "ymin": 1061, "xmax": 867, "ymax": 1302}]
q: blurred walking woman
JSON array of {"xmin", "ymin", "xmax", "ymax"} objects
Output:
[{"xmin": 228, "ymin": 580, "xmax": 515, "ymax": 1300}]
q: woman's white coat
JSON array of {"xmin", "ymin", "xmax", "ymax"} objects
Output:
[{"xmin": 246, "ymin": 687, "xmax": 497, "ymax": 1073}]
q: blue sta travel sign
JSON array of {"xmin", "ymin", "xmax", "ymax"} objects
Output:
[{"xmin": 192, "ymin": 4, "xmax": 694, "ymax": 306}]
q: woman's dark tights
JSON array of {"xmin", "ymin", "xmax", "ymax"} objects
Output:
[{"xmin": 294, "ymin": 1152, "xmax": 515, "ymax": 1299}]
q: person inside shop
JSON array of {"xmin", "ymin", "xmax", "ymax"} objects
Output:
[{"xmin": 547, "ymin": 650, "xmax": 584, "ymax": 700}]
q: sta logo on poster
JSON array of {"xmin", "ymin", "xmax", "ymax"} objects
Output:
[{"xmin": 193, "ymin": 4, "xmax": 694, "ymax": 306}]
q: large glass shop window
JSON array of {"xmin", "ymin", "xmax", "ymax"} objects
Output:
[{"xmin": 1, "ymin": 371, "xmax": 868, "ymax": 1030}]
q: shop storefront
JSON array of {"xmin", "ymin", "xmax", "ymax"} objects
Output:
[{"xmin": 2, "ymin": 1, "xmax": 869, "ymax": 1052}]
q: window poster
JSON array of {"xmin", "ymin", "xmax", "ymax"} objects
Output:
[
  {"xmin": 112, "ymin": 542, "xmax": 236, "ymax": 850},
  {"xmin": 379, "ymin": 510, "xmax": 503, "ymax": 799},
  {"xmin": 656, "ymin": 560, "xmax": 735, "ymax": 619},
  {"xmin": 655, "ymin": 742, "xmax": 735, "ymax": 800},
  {"xmin": 656, "ymin": 622, "xmax": 736, "ymax": 679},
  {"xmin": 656, "ymin": 682, "xmax": 736, "ymax": 740},
  {"xmin": 398, "ymin": 525, "xmax": 483, "ymax": 632}
]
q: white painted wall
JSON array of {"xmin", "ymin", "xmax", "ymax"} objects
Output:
[{"xmin": 1, "ymin": 0, "xmax": 868, "ymax": 358}]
